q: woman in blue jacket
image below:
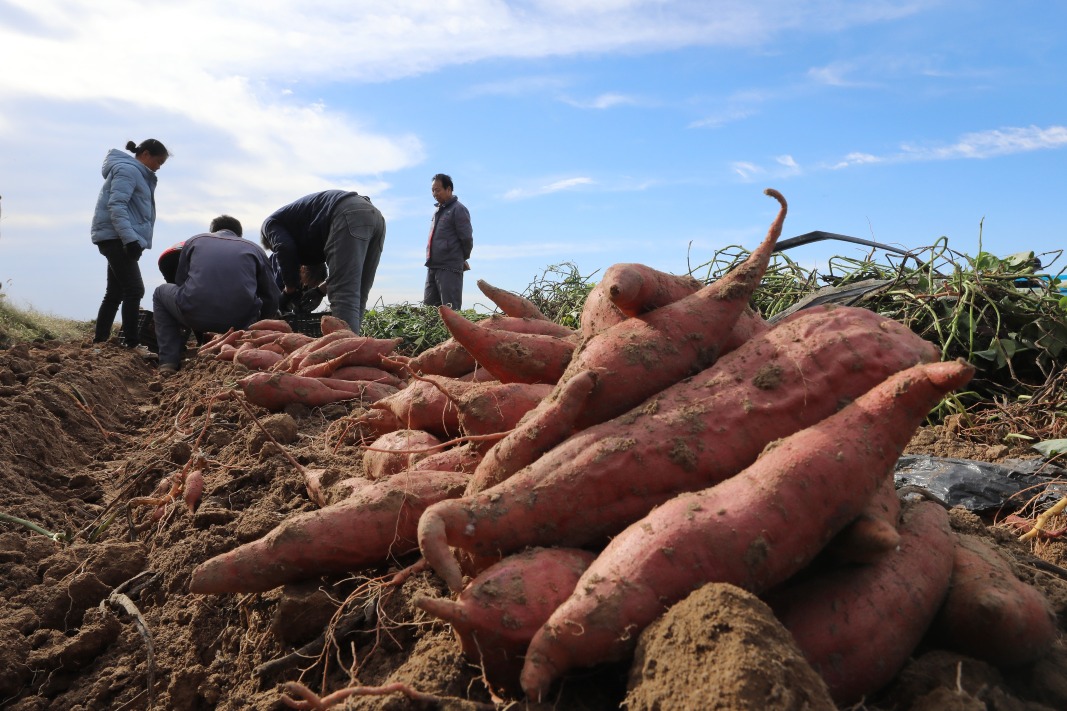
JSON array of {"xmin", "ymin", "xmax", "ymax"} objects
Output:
[{"xmin": 91, "ymin": 138, "xmax": 169, "ymax": 347}]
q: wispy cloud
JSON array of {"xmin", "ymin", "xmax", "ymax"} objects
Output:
[
  {"xmin": 827, "ymin": 125, "xmax": 1067, "ymax": 169},
  {"xmin": 503, "ymin": 177, "xmax": 595, "ymax": 200},
  {"xmin": 732, "ymin": 155, "xmax": 802, "ymax": 182},
  {"xmin": 561, "ymin": 92, "xmax": 644, "ymax": 109}
]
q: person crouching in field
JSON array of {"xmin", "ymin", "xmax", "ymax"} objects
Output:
[{"xmin": 152, "ymin": 215, "xmax": 280, "ymax": 376}]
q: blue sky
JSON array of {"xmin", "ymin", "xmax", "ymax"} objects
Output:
[{"xmin": 1, "ymin": 1, "xmax": 1064, "ymax": 320}]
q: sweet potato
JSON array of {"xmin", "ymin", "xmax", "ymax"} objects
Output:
[
  {"xmin": 477, "ymin": 279, "xmax": 550, "ymax": 320},
  {"xmin": 247, "ymin": 318, "xmax": 293, "ymax": 332},
  {"xmin": 271, "ymin": 330, "xmax": 356, "ymax": 372},
  {"xmin": 198, "ymin": 327, "xmax": 238, "ymax": 354},
  {"xmin": 518, "ymin": 360, "xmax": 974, "ymax": 700},
  {"xmin": 578, "ymin": 279, "xmax": 626, "ymax": 340},
  {"xmin": 439, "ymin": 306, "xmax": 575, "ymax": 385},
  {"xmin": 314, "ymin": 378, "xmax": 398, "ymax": 403},
  {"xmin": 928, "ymin": 532, "xmax": 1057, "ymax": 667},
  {"xmin": 234, "ymin": 348, "xmax": 284, "ymax": 371},
  {"xmin": 392, "ymin": 338, "xmax": 477, "ymax": 378},
  {"xmin": 412, "ymin": 443, "xmax": 484, "ymax": 475},
  {"xmin": 320, "ymin": 314, "xmax": 352, "ymax": 334},
  {"xmin": 274, "ymin": 332, "xmax": 316, "ymax": 353},
  {"xmin": 419, "ymin": 304, "xmax": 943, "ymax": 594},
  {"xmin": 183, "ymin": 469, "xmax": 204, "ymax": 512},
  {"xmin": 414, "ymin": 547, "xmax": 596, "ymax": 694},
  {"xmin": 363, "ymin": 429, "xmax": 443, "ymax": 480},
  {"xmin": 418, "ymin": 375, "xmax": 552, "ymax": 439},
  {"xmin": 602, "ymin": 262, "xmax": 702, "ymax": 317},
  {"xmin": 188, "ymin": 470, "xmax": 469, "ymax": 594},
  {"xmin": 358, "ymin": 378, "xmax": 461, "ymax": 438},
  {"xmin": 294, "ymin": 336, "xmax": 404, "ymax": 376},
  {"xmin": 559, "ymin": 189, "xmax": 787, "ymax": 431},
  {"xmin": 239, "ymin": 371, "xmax": 362, "ymax": 411},
  {"xmin": 821, "ymin": 475, "xmax": 902, "ymax": 565},
  {"xmin": 465, "ymin": 369, "xmax": 597, "ymax": 495},
  {"xmin": 329, "ymin": 365, "xmax": 405, "ymax": 389},
  {"xmin": 477, "ymin": 314, "xmax": 576, "ymax": 339},
  {"xmin": 765, "ymin": 501, "xmax": 956, "ymax": 705}
]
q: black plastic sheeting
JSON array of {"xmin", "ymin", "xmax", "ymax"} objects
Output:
[{"xmin": 894, "ymin": 455, "xmax": 1067, "ymax": 513}]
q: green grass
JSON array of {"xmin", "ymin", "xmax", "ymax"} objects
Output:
[{"xmin": 0, "ymin": 293, "xmax": 94, "ymax": 347}]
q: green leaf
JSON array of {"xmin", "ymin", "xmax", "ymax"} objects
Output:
[{"xmin": 1033, "ymin": 439, "xmax": 1067, "ymax": 457}]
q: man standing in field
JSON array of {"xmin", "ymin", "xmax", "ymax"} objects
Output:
[
  {"xmin": 424, "ymin": 174, "xmax": 473, "ymax": 310},
  {"xmin": 152, "ymin": 215, "xmax": 280, "ymax": 375}
]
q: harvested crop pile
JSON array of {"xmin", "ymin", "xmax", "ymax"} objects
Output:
[{"xmin": 1, "ymin": 194, "xmax": 1067, "ymax": 709}]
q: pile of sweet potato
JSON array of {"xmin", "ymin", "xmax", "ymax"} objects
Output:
[{"xmin": 189, "ymin": 189, "xmax": 1059, "ymax": 705}]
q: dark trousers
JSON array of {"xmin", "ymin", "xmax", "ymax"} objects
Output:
[
  {"xmin": 424, "ymin": 268, "xmax": 464, "ymax": 310},
  {"xmin": 94, "ymin": 239, "xmax": 145, "ymax": 345}
]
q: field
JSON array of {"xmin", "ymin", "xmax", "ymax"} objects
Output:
[{"xmin": 1, "ymin": 249, "xmax": 1067, "ymax": 710}]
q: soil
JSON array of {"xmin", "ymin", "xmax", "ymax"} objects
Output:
[{"xmin": 1, "ymin": 336, "xmax": 1065, "ymax": 711}]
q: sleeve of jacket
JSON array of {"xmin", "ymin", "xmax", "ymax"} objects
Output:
[
  {"xmin": 261, "ymin": 216, "xmax": 302, "ymax": 290},
  {"xmin": 255, "ymin": 251, "xmax": 282, "ymax": 317},
  {"xmin": 174, "ymin": 236, "xmax": 197, "ymax": 287},
  {"xmin": 454, "ymin": 203, "xmax": 474, "ymax": 260},
  {"xmin": 106, "ymin": 165, "xmax": 140, "ymax": 246}
]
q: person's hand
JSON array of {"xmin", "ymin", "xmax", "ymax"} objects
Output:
[
  {"xmin": 463, "ymin": 260, "xmax": 470, "ymax": 272},
  {"xmin": 296, "ymin": 286, "xmax": 325, "ymax": 313},
  {"xmin": 279, "ymin": 289, "xmax": 298, "ymax": 314},
  {"xmin": 125, "ymin": 242, "xmax": 144, "ymax": 260}
]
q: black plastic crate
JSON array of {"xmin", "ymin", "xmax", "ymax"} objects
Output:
[
  {"xmin": 284, "ymin": 311, "xmax": 329, "ymax": 338},
  {"xmin": 120, "ymin": 309, "xmax": 159, "ymax": 351}
]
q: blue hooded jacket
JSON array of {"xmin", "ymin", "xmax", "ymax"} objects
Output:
[{"xmin": 90, "ymin": 148, "xmax": 158, "ymax": 249}]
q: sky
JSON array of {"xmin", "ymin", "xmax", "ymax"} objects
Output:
[{"xmin": 1, "ymin": 0, "xmax": 1065, "ymax": 321}]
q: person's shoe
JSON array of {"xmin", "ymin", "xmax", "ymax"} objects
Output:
[
  {"xmin": 158, "ymin": 363, "xmax": 179, "ymax": 377},
  {"xmin": 129, "ymin": 344, "xmax": 158, "ymax": 361}
]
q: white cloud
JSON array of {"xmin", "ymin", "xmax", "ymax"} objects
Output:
[
  {"xmin": 503, "ymin": 177, "xmax": 595, "ymax": 200},
  {"xmin": 562, "ymin": 92, "xmax": 644, "ymax": 109}
]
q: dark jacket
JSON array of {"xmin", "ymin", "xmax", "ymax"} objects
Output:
[
  {"xmin": 174, "ymin": 230, "xmax": 280, "ymax": 327},
  {"xmin": 425, "ymin": 196, "xmax": 473, "ymax": 272},
  {"xmin": 260, "ymin": 190, "xmax": 357, "ymax": 289}
]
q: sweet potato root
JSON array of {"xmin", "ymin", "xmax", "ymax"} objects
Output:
[
  {"xmin": 392, "ymin": 338, "xmax": 477, "ymax": 378},
  {"xmin": 413, "ymin": 547, "xmax": 595, "ymax": 694},
  {"xmin": 363, "ymin": 429, "xmax": 443, "ymax": 480},
  {"xmin": 234, "ymin": 348, "xmax": 284, "ymax": 371},
  {"xmin": 329, "ymin": 365, "xmax": 405, "ymax": 389},
  {"xmin": 357, "ymin": 378, "xmax": 462, "ymax": 438},
  {"xmin": 765, "ymin": 501, "xmax": 956, "ymax": 705},
  {"xmin": 247, "ymin": 318, "xmax": 293, "ymax": 333},
  {"xmin": 822, "ymin": 475, "xmax": 902, "ymax": 565},
  {"xmin": 439, "ymin": 306, "xmax": 575, "ymax": 385},
  {"xmin": 412, "ymin": 443, "xmax": 484, "ymax": 475},
  {"xmin": 928, "ymin": 532, "xmax": 1058, "ymax": 667},
  {"xmin": 239, "ymin": 372, "xmax": 363, "ymax": 411},
  {"xmin": 559, "ymin": 188, "xmax": 787, "ymax": 430},
  {"xmin": 465, "ymin": 369, "xmax": 597, "ymax": 495},
  {"xmin": 419, "ymin": 304, "xmax": 941, "ymax": 593},
  {"xmin": 188, "ymin": 470, "xmax": 469, "ymax": 594},
  {"xmin": 476, "ymin": 279, "xmax": 550, "ymax": 320},
  {"xmin": 477, "ymin": 314, "xmax": 576, "ymax": 339},
  {"xmin": 601, "ymin": 262, "xmax": 702, "ymax": 317},
  {"xmin": 417, "ymin": 375, "xmax": 551, "ymax": 439},
  {"xmin": 518, "ymin": 359, "xmax": 974, "ymax": 700}
]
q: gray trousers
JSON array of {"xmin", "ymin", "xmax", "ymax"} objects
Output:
[
  {"xmin": 153, "ymin": 285, "xmax": 254, "ymax": 367},
  {"xmin": 323, "ymin": 195, "xmax": 386, "ymax": 333}
]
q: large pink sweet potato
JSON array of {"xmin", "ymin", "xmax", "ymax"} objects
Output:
[
  {"xmin": 188, "ymin": 470, "xmax": 468, "ymax": 594},
  {"xmin": 928, "ymin": 532, "xmax": 1058, "ymax": 668},
  {"xmin": 413, "ymin": 547, "xmax": 595, "ymax": 694},
  {"xmin": 519, "ymin": 360, "xmax": 974, "ymax": 700},
  {"xmin": 766, "ymin": 501, "xmax": 955, "ymax": 705},
  {"xmin": 419, "ymin": 304, "xmax": 942, "ymax": 594}
]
